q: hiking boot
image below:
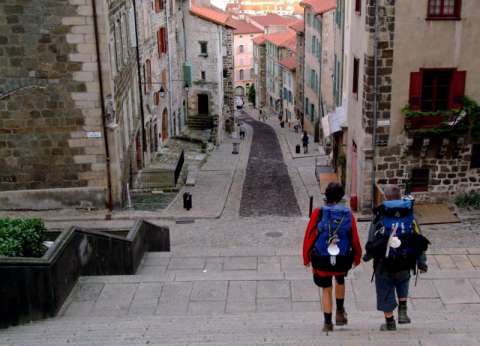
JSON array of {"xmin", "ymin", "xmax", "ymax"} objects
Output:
[
  {"xmin": 398, "ymin": 305, "xmax": 411, "ymax": 324},
  {"xmin": 322, "ymin": 322, "xmax": 334, "ymax": 333},
  {"xmin": 335, "ymin": 309, "xmax": 348, "ymax": 326},
  {"xmin": 380, "ymin": 319, "xmax": 397, "ymax": 331}
]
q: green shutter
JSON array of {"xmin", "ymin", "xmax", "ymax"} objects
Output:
[{"xmin": 183, "ymin": 63, "xmax": 192, "ymax": 87}]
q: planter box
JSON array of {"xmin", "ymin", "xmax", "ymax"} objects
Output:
[
  {"xmin": 406, "ymin": 115, "xmax": 449, "ymax": 129},
  {"xmin": 0, "ymin": 220, "xmax": 169, "ymax": 328}
]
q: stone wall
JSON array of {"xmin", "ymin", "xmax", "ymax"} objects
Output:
[
  {"xmin": 363, "ymin": 0, "xmax": 395, "ymax": 145},
  {"xmin": 222, "ymin": 27, "xmax": 235, "ymax": 122},
  {"xmin": 0, "ymin": 0, "xmax": 107, "ymax": 194},
  {"xmin": 294, "ymin": 31, "xmax": 304, "ymax": 120},
  {"xmin": 254, "ymin": 43, "xmax": 266, "ymax": 109},
  {"xmin": 376, "ymin": 143, "xmax": 480, "ymax": 203}
]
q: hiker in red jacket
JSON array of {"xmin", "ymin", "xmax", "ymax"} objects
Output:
[{"xmin": 303, "ymin": 182, "xmax": 362, "ymax": 332}]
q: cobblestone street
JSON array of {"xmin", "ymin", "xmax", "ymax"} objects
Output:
[{"xmin": 240, "ymin": 115, "xmax": 301, "ymax": 217}]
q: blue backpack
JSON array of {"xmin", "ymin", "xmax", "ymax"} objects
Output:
[
  {"xmin": 377, "ymin": 199, "xmax": 417, "ymax": 271},
  {"xmin": 311, "ymin": 205, "xmax": 353, "ymax": 272}
]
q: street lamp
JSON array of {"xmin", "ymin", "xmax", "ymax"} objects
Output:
[{"xmin": 159, "ymin": 86, "xmax": 166, "ymax": 98}]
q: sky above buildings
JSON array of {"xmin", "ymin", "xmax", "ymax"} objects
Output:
[{"xmin": 211, "ymin": 0, "xmax": 228, "ymax": 9}]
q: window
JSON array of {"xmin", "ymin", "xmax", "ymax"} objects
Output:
[
  {"xmin": 239, "ymin": 69, "xmax": 244, "ymax": 80},
  {"xmin": 239, "ymin": 45, "xmax": 244, "ymax": 53},
  {"xmin": 144, "ymin": 59, "xmax": 152, "ymax": 93},
  {"xmin": 157, "ymin": 27, "xmax": 167, "ymax": 54},
  {"xmin": 427, "ymin": 0, "xmax": 461, "ymax": 19},
  {"xmin": 409, "ymin": 69, "xmax": 466, "ymax": 111},
  {"xmin": 154, "ymin": 0, "xmax": 164, "ymax": 12},
  {"xmin": 355, "ymin": 0, "xmax": 361, "ymax": 14},
  {"xmin": 199, "ymin": 41, "xmax": 208, "ymax": 56},
  {"xmin": 250, "ymin": 68, "xmax": 254, "ymax": 79},
  {"xmin": 352, "ymin": 57, "xmax": 359, "ymax": 96},
  {"xmin": 410, "ymin": 168, "xmax": 429, "ymax": 192},
  {"xmin": 201, "ymin": 71, "xmax": 206, "ymax": 80},
  {"xmin": 471, "ymin": 144, "xmax": 480, "ymax": 169}
]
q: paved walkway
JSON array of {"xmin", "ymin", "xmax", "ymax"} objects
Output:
[
  {"xmin": 240, "ymin": 115, "xmax": 300, "ymax": 217},
  {"xmin": 5, "ymin": 109, "xmax": 480, "ymax": 344}
]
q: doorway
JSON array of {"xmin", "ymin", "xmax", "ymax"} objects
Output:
[
  {"xmin": 198, "ymin": 94, "xmax": 209, "ymax": 115},
  {"xmin": 162, "ymin": 109, "xmax": 168, "ymax": 142}
]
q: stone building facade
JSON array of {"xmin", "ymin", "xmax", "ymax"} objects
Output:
[
  {"xmin": 185, "ymin": 3, "xmax": 235, "ymax": 144},
  {"xmin": 253, "ymin": 35, "xmax": 267, "ymax": 109},
  {"xmin": 291, "ymin": 20, "xmax": 305, "ymax": 125},
  {"xmin": 227, "ymin": 18, "xmax": 263, "ymax": 97},
  {"xmin": 0, "ymin": 0, "xmax": 113, "ymax": 209},
  {"xmin": 265, "ymin": 30, "xmax": 296, "ymax": 117},
  {"xmin": 343, "ymin": 0, "xmax": 480, "ymax": 210},
  {"xmin": 300, "ymin": 0, "xmax": 336, "ymax": 138}
]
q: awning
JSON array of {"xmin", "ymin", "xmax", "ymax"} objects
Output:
[{"xmin": 329, "ymin": 106, "xmax": 346, "ymax": 134}]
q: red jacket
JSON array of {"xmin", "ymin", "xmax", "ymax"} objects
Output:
[{"xmin": 303, "ymin": 207, "xmax": 362, "ymax": 277}]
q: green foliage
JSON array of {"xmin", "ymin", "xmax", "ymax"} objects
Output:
[
  {"xmin": 403, "ymin": 97, "xmax": 479, "ymax": 138},
  {"xmin": 248, "ymin": 84, "xmax": 256, "ymax": 106},
  {"xmin": 455, "ymin": 192, "xmax": 480, "ymax": 209},
  {"xmin": 0, "ymin": 218, "xmax": 47, "ymax": 257}
]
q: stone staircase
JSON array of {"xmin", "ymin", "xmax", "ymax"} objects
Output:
[
  {"xmin": 3, "ymin": 250, "xmax": 480, "ymax": 345},
  {"xmin": 187, "ymin": 114, "xmax": 215, "ymax": 130}
]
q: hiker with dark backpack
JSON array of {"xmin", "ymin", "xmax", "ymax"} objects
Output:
[
  {"xmin": 363, "ymin": 185, "xmax": 430, "ymax": 331},
  {"xmin": 303, "ymin": 183, "xmax": 362, "ymax": 332}
]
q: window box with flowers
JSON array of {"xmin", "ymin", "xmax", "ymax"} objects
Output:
[{"xmin": 403, "ymin": 97, "xmax": 478, "ymax": 137}]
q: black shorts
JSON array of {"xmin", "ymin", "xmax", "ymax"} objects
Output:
[{"xmin": 313, "ymin": 274, "xmax": 345, "ymax": 288}]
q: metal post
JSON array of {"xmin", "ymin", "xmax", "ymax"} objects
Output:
[
  {"xmin": 309, "ymin": 196, "xmax": 314, "ymax": 217},
  {"xmin": 371, "ymin": 0, "xmax": 380, "ymax": 210}
]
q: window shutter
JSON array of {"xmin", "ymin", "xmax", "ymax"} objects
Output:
[
  {"xmin": 409, "ymin": 71, "xmax": 422, "ymax": 111},
  {"xmin": 163, "ymin": 27, "xmax": 168, "ymax": 53},
  {"xmin": 449, "ymin": 70, "xmax": 466, "ymax": 109},
  {"xmin": 157, "ymin": 30, "xmax": 161, "ymax": 55},
  {"xmin": 154, "ymin": 92, "xmax": 159, "ymax": 105},
  {"xmin": 155, "ymin": 0, "xmax": 160, "ymax": 13}
]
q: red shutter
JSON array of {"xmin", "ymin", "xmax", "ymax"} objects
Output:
[
  {"xmin": 161, "ymin": 27, "xmax": 167, "ymax": 53},
  {"xmin": 449, "ymin": 70, "xmax": 466, "ymax": 109},
  {"xmin": 155, "ymin": 0, "xmax": 160, "ymax": 13},
  {"xmin": 409, "ymin": 71, "xmax": 423, "ymax": 111},
  {"xmin": 157, "ymin": 30, "xmax": 161, "ymax": 55}
]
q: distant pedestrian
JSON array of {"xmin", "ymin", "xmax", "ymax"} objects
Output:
[
  {"xmin": 259, "ymin": 109, "xmax": 263, "ymax": 121},
  {"xmin": 363, "ymin": 185, "xmax": 430, "ymax": 331},
  {"xmin": 239, "ymin": 123, "xmax": 246, "ymax": 139},
  {"xmin": 303, "ymin": 183, "xmax": 362, "ymax": 332},
  {"xmin": 293, "ymin": 117, "xmax": 300, "ymax": 133},
  {"xmin": 302, "ymin": 131, "xmax": 309, "ymax": 154}
]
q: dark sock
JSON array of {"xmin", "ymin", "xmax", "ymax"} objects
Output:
[
  {"xmin": 399, "ymin": 301, "xmax": 407, "ymax": 308},
  {"xmin": 386, "ymin": 316, "xmax": 395, "ymax": 323},
  {"xmin": 336, "ymin": 299, "xmax": 344, "ymax": 311},
  {"xmin": 324, "ymin": 313, "xmax": 332, "ymax": 324}
]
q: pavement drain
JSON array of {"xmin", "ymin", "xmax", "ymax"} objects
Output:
[
  {"xmin": 176, "ymin": 218, "xmax": 195, "ymax": 224},
  {"xmin": 265, "ymin": 231, "xmax": 283, "ymax": 238}
]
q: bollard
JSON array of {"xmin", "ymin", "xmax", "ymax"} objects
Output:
[
  {"xmin": 183, "ymin": 192, "xmax": 192, "ymax": 210},
  {"xmin": 232, "ymin": 141, "xmax": 240, "ymax": 154},
  {"xmin": 309, "ymin": 196, "xmax": 313, "ymax": 217}
]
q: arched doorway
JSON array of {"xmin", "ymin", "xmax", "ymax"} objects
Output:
[
  {"xmin": 161, "ymin": 108, "xmax": 168, "ymax": 142},
  {"xmin": 235, "ymin": 86, "xmax": 245, "ymax": 97}
]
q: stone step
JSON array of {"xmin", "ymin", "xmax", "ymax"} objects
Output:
[{"xmin": 2, "ymin": 311, "xmax": 479, "ymax": 345}]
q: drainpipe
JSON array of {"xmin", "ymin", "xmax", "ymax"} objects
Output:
[
  {"xmin": 91, "ymin": 0, "xmax": 113, "ymax": 211},
  {"xmin": 165, "ymin": 0, "xmax": 175, "ymax": 135},
  {"xmin": 371, "ymin": 0, "xmax": 380, "ymax": 209},
  {"xmin": 132, "ymin": 0, "xmax": 147, "ymax": 159}
]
